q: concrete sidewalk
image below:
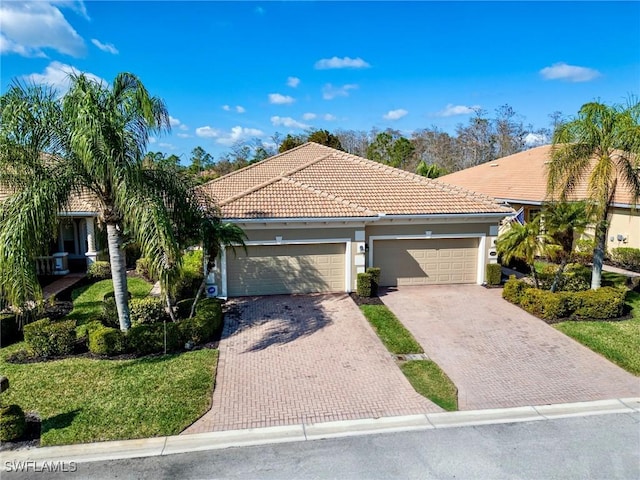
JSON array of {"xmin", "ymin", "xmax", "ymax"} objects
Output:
[{"xmin": 2, "ymin": 398, "xmax": 638, "ymax": 467}]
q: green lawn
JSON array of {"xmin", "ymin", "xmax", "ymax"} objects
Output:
[
  {"xmin": 0, "ymin": 342, "xmax": 218, "ymax": 446},
  {"xmin": 554, "ymin": 290, "xmax": 640, "ymax": 375},
  {"xmin": 400, "ymin": 360, "xmax": 458, "ymax": 411},
  {"xmin": 65, "ymin": 277, "xmax": 153, "ymax": 325},
  {"xmin": 360, "ymin": 305, "xmax": 423, "ymax": 354},
  {"xmin": 553, "ymin": 271, "xmax": 640, "ymax": 375}
]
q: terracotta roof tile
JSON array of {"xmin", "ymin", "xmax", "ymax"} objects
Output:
[
  {"xmin": 438, "ymin": 145, "xmax": 639, "ymax": 206},
  {"xmin": 200, "ymin": 143, "xmax": 512, "ymax": 220}
]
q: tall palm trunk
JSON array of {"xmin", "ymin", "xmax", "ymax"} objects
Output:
[
  {"xmin": 106, "ymin": 223, "xmax": 131, "ymax": 331},
  {"xmin": 591, "ymin": 217, "xmax": 607, "ymax": 290}
]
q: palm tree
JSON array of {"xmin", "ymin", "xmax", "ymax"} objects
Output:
[
  {"xmin": 547, "ymin": 101, "xmax": 640, "ymax": 289},
  {"xmin": 497, "ymin": 215, "xmax": 550, "ymax": 288},
  {"xmin": 541, "ymin": 201, "xmax": 591, "ymax": 292},
  {"xmin": 0, "ymin": 73, "xmax": 216, "ymax": 331}
]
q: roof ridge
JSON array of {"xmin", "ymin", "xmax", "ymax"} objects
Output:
[
  {"xmin": 328, "ymin": 150, "xmax": 507, "ymax": 210},
  {"xmin": 281, "ymin": 177, "xmax": 377, "ymax": 216},
  {"xmin": 200, "ymin": 142, "xmax": 325, "ymax": 188},
  {"xmin": 218, "ymin": 153, "xmax": 332, "ymax": 206}
]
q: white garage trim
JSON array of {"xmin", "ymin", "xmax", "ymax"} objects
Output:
[
  {"xmin": 368, "ymin": 233, "xmax": 487, "ymax": 285},
  {"xmin": 220, "ymin": 238, "xmax": 352, "ymax": 298}
]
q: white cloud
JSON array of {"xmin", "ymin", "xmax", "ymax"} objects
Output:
[
  {"xmin": 383, "ymin": 109, "xmax": 408, "ymax": 120},
  {"xmin": 149, "ymin": 136, "xmax": 157, "ymax": 144},
  {"xmin": 436, "ymin": 104, "xmax": 481, "ymax": 117},
  {"xmin": 270, "ymin": 116, "xmax": 309, "ymax": 129},
  {"xmin": 314, "ymin": 56, "xmax": 370, "ymax": 69},
  {"xmin": 177, "ymin": 133, "xmax": 192, "ymax": 138},
  {"xmin": 287, "ymin": 76, "xmax": 300, "ymax": 88},
  {"xmin": 268, "ymin": 93, "xmax": 295, "ymax": 105},
  {"xmin": 169, "ymin": 116, "xmax": 182, "ymax": 127},
  {"xmin": 322, "ymin": 83, "xmax": 358, "ymax": 100},
  {"xmin": 539, "ymin": 62, "xmax": 601, "ymax": 82},
  {"xmin": 223, "ymin": 104, "xmax": 246, "ymax": 113},
  {"xmin": 524, "ymin": 132, "xmax": 549, "ymax": 147},
  {"xmin": 0, "ymin": 2, "xmax": 86, "ymax": 57},
  {"xmin": 196, "ymin": 125, "xmax": 264, "ymax": 146},
  {"xmin": 158, "ymin": 142, "xmax": 175, "ymax": 150},
  {"xmin": 216, "ymin": 126, "xmax": 264, "ymax": 146},
  {"xmin": 195, "ymin": 126, "xmax": 221, "ymax": 138},
  {"xmin": 323, "ymin": 114, "xmax": 337, "ymax": 121},
  {"xmin": 302, "ymin": 112, "xmax": 317, "ymax": 120},
  {"xmin": 22, "ymin": 61, "xmax": 105, "ymax": 92},
  {"xmin": 91, "ymin": 38, "xmax": 118, "ymax": 54}
]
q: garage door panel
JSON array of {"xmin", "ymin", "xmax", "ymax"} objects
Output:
[
  {"xmin": 227, "ymin": 243, "xmax": 345, "ymax": 296},
  {"xmin": 374, "ymin": 238, "xmax": 478, "ymax": 286}
]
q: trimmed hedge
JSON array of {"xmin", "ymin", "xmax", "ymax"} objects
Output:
[
  {"xmin": 486, "ymin": 263, "xmax": 502, "ymax": 286},
  {"xmin": 0, "ymin": 404, "xmax": 26, "ymax": 442},
  {"xmin": 0, "ymin": 313, "xmax": 21, "ymax": 347},
  {"xmin": 503, "ymin": 277, "xmax": 627, "ymax": 321},
  {"xmin": 127, "ymin": 322, "xmax": 182, "ymax": 355},
  {"xmin": 179, "ymin": 298, "xmax": 223, "ymax": 345},
  {"xmin": 89, "ymin": 326, "xmax": 126, "ymax": 356},
  {"xmin": 610, "ymin": 247, "xmax": 640, "ymax": 272},
  {"xmin": 135, "ymin": 257, "xmax": 156, "ymax": 282},
  {"xmin": 366, "ymin": 267, "xmax": 381, "ymax": 295},
  {"xmin": 87, "ymin": 261, "xmax": 111, "ymax": 281},
  {"xmin": 76, "ymin": 320, "xmax": 104, "ymax": 342},
  {"xmin": 175, "ymin": 298, "xmax": 196, "ymax": 320},
  {"xmin": 102, "ymin": 291, "xmax": 132, "ymax": 329},
  {"xmin": 357, "ymin": 273, "xmax": 373, "ymax": 297},
  {"xmin": 129, "ymin": 297, "xmax": 169, "ymax": 325},
  {"xmin": 23, "ymin": 318, "xmax": 76, "ymax": 357}
]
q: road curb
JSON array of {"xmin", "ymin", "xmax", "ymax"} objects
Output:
[{"xmin": 1, "ymin": 397, "xmax": 638, "ymax": 468}]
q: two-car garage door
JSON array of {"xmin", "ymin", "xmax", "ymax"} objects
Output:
[
  {"xmin": 373, "ymin": 238, "xmax": 478, "ymax": 286},
  {"xmin": 226, "ymin": 243, "xmax": 346, "ymax": 296}
]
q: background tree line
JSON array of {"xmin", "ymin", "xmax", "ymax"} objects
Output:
[{"xmin": 147, "ymin": 104, "xmax": 560, "ymax": 182}]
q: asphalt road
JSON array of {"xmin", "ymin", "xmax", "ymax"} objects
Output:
[{"xmin": 5, "ymin": 412, "xmax": 640, "ymax": 480}]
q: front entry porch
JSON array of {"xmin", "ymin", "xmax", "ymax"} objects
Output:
[{"xmin": 36, "ymin": 216, "xmax": 99, "ymax": 275}]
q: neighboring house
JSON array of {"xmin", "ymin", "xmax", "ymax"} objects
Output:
[
  {"xmin": 0, "ymin": 189, "xmax": 101, "ymax": 275},
  {"xmin": 199, "ymin": 142, "xmax": 513, "ymax": 297},
  {"xmin": 437, "ymin": 144, "xmax": 640, "ymax": 250}
]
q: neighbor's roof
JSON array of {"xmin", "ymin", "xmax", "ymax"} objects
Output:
[
  {"xmin": 0, "ymin": 187, "xmax": 99, "ymax": 214},
  {"xmin": 199, "ymin": 142, "xmax": 513, "ymax": 220},
  {"xmin": 438, "ymin": 145, "xmax": 639, "ymax": 207}
]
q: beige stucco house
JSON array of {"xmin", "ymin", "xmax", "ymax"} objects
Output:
[
  {"xmin": 199, "ymin": 142, "xmax": 513, "ymax": 297},
  {"xmin": 438, "ymin": 145, "xmax": 640, "ymax": 250},
  {"xmin": 0, "ymin": 189, "xmax": 101, "ymax": 275}
]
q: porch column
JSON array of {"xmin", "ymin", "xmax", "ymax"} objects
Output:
[{"xmin": 85, "ymin": 217, "xmax": 98, "ymax": 265}]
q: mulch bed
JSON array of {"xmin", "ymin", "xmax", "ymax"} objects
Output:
[{"xmin": 349, "ymin": 292, "xmax": 384, "ymax": 306}]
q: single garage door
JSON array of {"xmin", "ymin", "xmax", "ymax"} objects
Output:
[
  {"xmin": 227, "ymin": 243, "xmax": 346, "ymax": 296},
  {"xmin": 373, "ymin": 238, "xmax": 478, "ymax": 286}
]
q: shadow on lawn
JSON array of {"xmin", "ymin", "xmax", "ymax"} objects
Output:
[{"xmin": 42, "ymin": 409, "xmax": 81, "ymax": 436}]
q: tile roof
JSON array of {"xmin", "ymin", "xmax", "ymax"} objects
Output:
[
  {"xmin": 0, "ymin": 187, "xmax": 100, "ymax": 214},
  {"xmin": 438, "ymin": 145, "xmax": 639, "ymax": 207},
  {"xmin": 199, "ymin": 142, "xmax": 513, "ymax": 220}
]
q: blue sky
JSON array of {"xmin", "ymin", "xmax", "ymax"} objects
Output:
[{"xmin": 1, "ymin": 1, "xmax": 639, "ymax": 162}]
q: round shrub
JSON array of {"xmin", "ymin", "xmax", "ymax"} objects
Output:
[
  {"xmin": 23, "ymin": 318, "xmax": 77, "ymax": 357},
  {"xmin": 76, "ymin": 320, "xmax": 104, "ymax": 342},
  {"xmin": 129, "ymin": 297, "xmax": 169, "ymax": 325},
  {"xmin": 87, "ymin": 261, "xmax": 111, "ymax": 281},
  {"xmin": 88, "ymin": 326, "xmax": 126, "ymax": 356},
  {"xmin": 559, "ymin": 264, "xmax": 591, "ymax": 292},
  {"xmin": 175, "ymin": 298, "xmax": 196, "ymax": 320},
  {"xmin": 127, "ymin": 323, "xmax": 182, "ymax": 355},
  {"xmin": 179, "ymin": 298, "xmax": 223, "ymax": 345},
  {"xmin": 520, "ymin": 289, "xmax": 572, "ymax": 320},
  {"xmin": 0, "ymin": 404, "xmax": 26, "ymax": 442},
  {"xmin": 102, "ymin": 291, "xmax": 131, "ymax": 328},
  {"xmin": 571, "ymin": 287, "xmax": 627, "ymax": 320},
  {"xmin": 502, "ymin": 276, "xmax": 531, "ymax": 305}
]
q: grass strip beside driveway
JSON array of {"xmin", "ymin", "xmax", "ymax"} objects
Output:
[
  {"xmin": 360, "ymin": 304, "xmax": 458, "ymax": 410},
  {"xmin": 0, "ymin": 344, "xmax": 218, "ymax": 446},
  {"xmin": 360, "ymin": 305, "xmax": 423, "ymax": 354},
  {"xmin": 400, "ymin": 360, "xmax": 458, "ymax": 411}
]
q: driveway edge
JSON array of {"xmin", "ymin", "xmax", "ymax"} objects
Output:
[{"xmin": 2, "ymin": 398, "xmax": 638, "ymax": 468}]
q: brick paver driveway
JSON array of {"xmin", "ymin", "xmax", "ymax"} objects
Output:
[
  {"xmin": 381, "ymin": 285, "xmax": 639, "ymax": 410},
  {"xmin": 183, "ymin": 293, "xmax": 440, "ymax": 434}
]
